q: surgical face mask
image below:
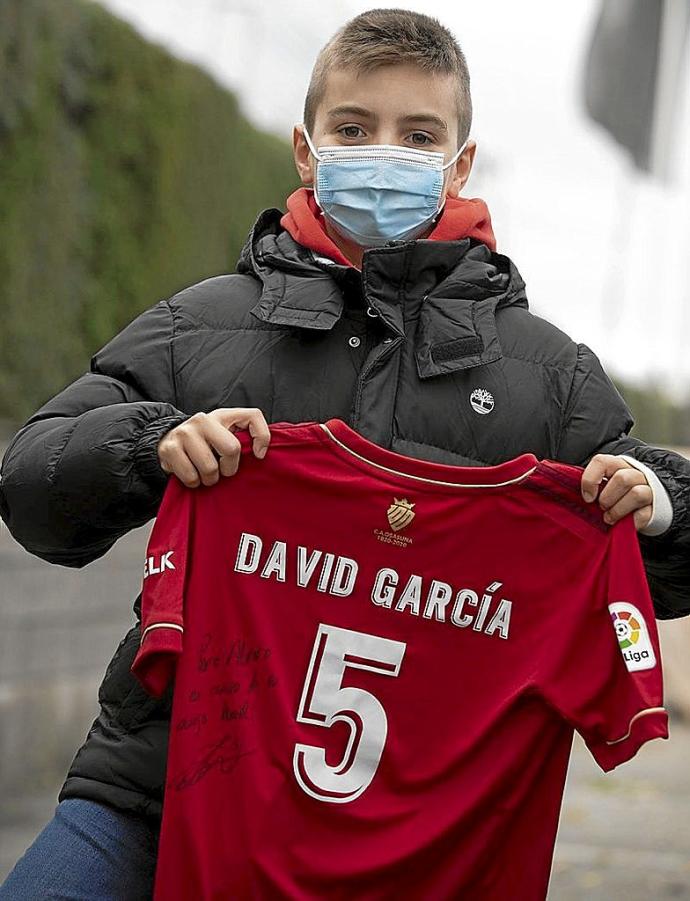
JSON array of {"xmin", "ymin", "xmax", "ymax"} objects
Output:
[{"xmin": 302, "ymin": 125, "xmax": 468, "ymax": 248}]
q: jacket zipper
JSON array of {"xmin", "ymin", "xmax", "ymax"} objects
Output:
[{"xmin": 352, "ymin": 335, "xmax": 403, "ymax": 423}]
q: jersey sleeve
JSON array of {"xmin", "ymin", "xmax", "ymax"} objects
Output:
[
  {"xmin": 537, "ymin": 514, "xmax": 669, "ymax": 772},
  {"xmin": 130, "ymin": 475, "xmax": 195, "ymax": 697}
]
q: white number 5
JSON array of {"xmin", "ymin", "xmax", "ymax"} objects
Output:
[{"xmin": 293, "ymin": 623, "xmax": 406, "ymax": 804}]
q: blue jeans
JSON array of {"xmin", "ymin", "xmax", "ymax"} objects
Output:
[{"xmin": 0, "ymin": 798, "xmax": 159, "ymax": 900}]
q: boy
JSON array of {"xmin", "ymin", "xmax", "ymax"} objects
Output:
[{"xmin": 1, "ymin": 7, "xmax": 688, "ymax": 897}]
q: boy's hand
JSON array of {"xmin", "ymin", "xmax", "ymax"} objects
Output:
[
  {"xmin": 580, "ymin": 454, "xmax": 653, "ymax": 531},
  {"xmin": 157, "ymin": 408, "xmax": 271, "ymax": 488}
]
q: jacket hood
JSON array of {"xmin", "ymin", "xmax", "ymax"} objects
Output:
[
  {"xmin": 236, "ymin": 205, "xmax": 530, "ymax": 378},
  {"xmin": 278, "ymin": 186, "xmax": 498, "ymax": 264}
]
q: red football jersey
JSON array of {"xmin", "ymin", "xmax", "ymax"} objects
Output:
[{"xmin": 131, "ymin": 417, "xmax": 669, "ymax": 900}]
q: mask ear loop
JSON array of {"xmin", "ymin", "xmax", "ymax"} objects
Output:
[
  {"xmin": 302, "ymin": 125, "xmax": 323, "ymax": 162},
  {"xmin": 442, "ymin": 138, "xmax": 469, "ymax": 172},
  {"xmin": 434, "ymin": 138, "xmax": 470, "ymax": 219},
  {"xmin": 302, "ymin": 125, "xmax": 325, "ymax": 209}
]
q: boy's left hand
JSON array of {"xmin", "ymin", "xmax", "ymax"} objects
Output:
[{"xmin": 581, "ymin": 454, "xmax": 653, "ymax": 531}]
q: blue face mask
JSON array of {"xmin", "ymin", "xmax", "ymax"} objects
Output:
[{"xmin": 302, "ymin": 125, "xmax": 468, "ymax": 248}]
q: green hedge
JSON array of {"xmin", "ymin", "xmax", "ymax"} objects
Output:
[
  {"xmin": 0, "ymin": 0, "xmax": 299, "ymax": 423},
  {"xmin": 613, "ymin": 378, "xmax": 690, "ymax": 448}
]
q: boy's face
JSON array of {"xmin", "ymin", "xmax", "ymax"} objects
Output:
[
  {"xmin": 294, "ymin": 62, "xmax": 476, "ymax": 209},
  {"xmin": 293, "ymin": 63, "xmax": 476, "ymax": 265}
]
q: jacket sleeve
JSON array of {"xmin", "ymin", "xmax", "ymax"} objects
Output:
[
  {"xmin": 0, "ymin": 298, "xmax": 192, "ymax": 568},
  {"xmin": 557, "ymin": 342, "xmax": 690, "ymax": 621}
]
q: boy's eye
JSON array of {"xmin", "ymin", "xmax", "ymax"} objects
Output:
[
  {"xmin": 338, "ymin": 125, "xmax": 365, "ymax": 139},
  {"xmin": 336, "ymin": 126, "xmax": 434, "ymax": 145}
]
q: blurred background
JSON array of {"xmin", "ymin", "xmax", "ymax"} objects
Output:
[{"xmin": 1, "ymin": 0, "xmax": 689, "ymax": 897}]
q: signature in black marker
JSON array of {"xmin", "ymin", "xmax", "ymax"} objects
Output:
[{"xmin": 168, "ymin": 733, "xmax": 255, "ymax": 791}]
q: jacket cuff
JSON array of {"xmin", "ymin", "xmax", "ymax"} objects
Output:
[
  {"xmin": 133, "ymin": 413, "xmax": 192, "ymax": 486},
  {"xmin": 619, "ymin": 455, "xmax": 674, "ymax": 537}
]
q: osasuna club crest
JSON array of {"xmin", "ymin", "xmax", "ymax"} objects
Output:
[{"xmin": 387, "ymin": 498, "xmax": 415, "ymax": 532}]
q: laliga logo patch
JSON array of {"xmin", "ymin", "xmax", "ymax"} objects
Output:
[{"xmin": 608, "ymin": 601, "xmax": 656, "ymax": 672}]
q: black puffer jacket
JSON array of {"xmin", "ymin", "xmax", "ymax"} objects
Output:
[{"xmin": 1, "ymin": 207, "xmax": 689, "ymax": 824}]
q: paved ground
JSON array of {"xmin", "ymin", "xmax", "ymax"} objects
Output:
[
  {"xmin": 1, "ymin": 439, "xmax": 689, "ymax": 898},
  {"xmin": 549, "ymin": 721, "xmax": 690, "ymax": 899}
]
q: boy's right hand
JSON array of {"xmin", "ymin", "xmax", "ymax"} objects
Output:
[{"xmin": 156, "ymin": 408, "xmax": 271, "ymax": 488}]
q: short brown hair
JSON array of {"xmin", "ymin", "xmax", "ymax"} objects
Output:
[{"xmin": 303, "ymin": 8, "xmax": 472, "ymax": 149}]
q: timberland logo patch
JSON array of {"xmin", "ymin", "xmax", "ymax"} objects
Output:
[
  {"xmin": 608, "ymin": 601, "xmax": 657, "ymax": 672},
  {"xmin": 470, "ymin": 388, "xmax": 494, "ymax": 415}
]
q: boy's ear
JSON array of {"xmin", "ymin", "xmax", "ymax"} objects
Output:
[
  {"xmin": 293, "ymin": 125, "xmax": 315, "ymax": 187},
  {"xmin": 448, "ymin": 140, "xmax": 477, "ymax": 196}
]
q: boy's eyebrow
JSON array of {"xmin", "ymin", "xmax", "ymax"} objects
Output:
[{"xmin": 326, "ymin": 105, "xmax": 448, "ymax": 132}]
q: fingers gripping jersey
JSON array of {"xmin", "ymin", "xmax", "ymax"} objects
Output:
[{"xmin": 131, "ymin": 418, "xmax": 668, "ymax": 901}]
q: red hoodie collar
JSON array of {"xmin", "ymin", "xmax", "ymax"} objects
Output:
[{"xmin": 280, "ymin": 187, "xmax": 497, "ymax": 268}]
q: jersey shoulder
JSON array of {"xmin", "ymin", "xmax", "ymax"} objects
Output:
[
  {"xmin": 524, "ymin": 459, "xmax": 611, "ymax": 544},
  {"xmin": 234, "ymin": 419, "xmax": 323, "ymax": 454}
]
